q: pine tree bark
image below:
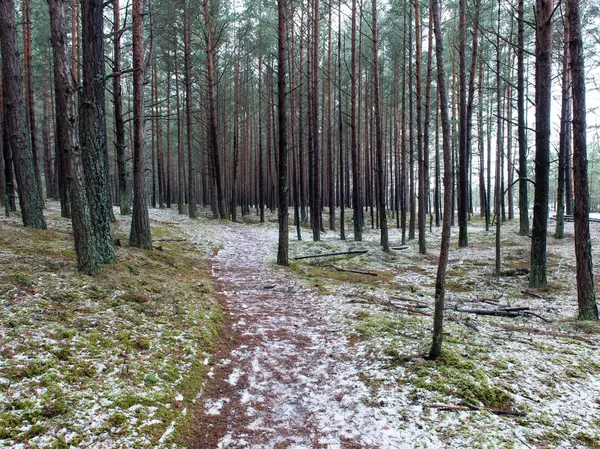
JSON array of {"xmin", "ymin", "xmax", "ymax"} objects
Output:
[
  {"xmin": 113, "ymin": 0, "xmax": 130, "ymax": 215},
  {"xmin": 203, "ymin": 0, "xmax": 226, "ymax": 219},
  {"xmin": 529, "ymin": 0, "xmax": 553, "ymax": 288},
  {"xmin": 351, "ymin": 0, "xmax": 362, "ymax": 242},
  {"xmin": 373, "ymin": 0, "xmax": 388, "ymax": 252},
  {"xmin": 457, "ymin": 0, "xmax": 468, "ymax": 247},
  {"xmin": 22, "ymin": 0, "xmax": 43, "ymax": 202},
  {"xmin": 429, "ymin": 0, "xmax": 453, "ymax": 360},
  {"xmin": 276, "ymin": 0, "xmax": 289, "ymax": 266},
  {"xmin": 0, "ymin": 0, "xmax": 46, "ymax": 229},
  {"xmin": 517, "ymin": 0, "xmax": 530, "ymax": 235},
  {"xmin": 80, "ymin": 0, "xmax": 115, "ymax": 262},
  {"xmin": 495, "ymin": 0, "xmax": 503, "ymax": 276},
  {"xmin": 556, "ymin": 16, "xmax": 570, "ymax": 240},
  {"xmin": 338, "ymin": 5, "xmax": 345, "ymax": 240},
  {"xmin": 184, "ymin": 0, "xmax": 197, "ymax": 218},
  {"xmin": 415, "ymin": 0, "xmax": 425, "ymax": 254},
  {"xmin": 48, "ymin": 0, "xmax": 99, "ymax": 274},
  {"xmin": 129, "ymin": 0, "xmax": 152, "ymax": 249},
  {"xmin": 567, "ymin": 0, "xmax": 598, "ymax": 320}
]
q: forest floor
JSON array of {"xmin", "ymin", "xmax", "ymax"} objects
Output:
[
  {"xmin": 190, "ymin": 209, "xmax": 600, "ymax": 449},
  {"xmin": 1, "ymin": 204, "xmax": 600, "ymax": 449},
  {"xmin": 0, "ymin": 203, "xmax": 223, "ymax": 448}
]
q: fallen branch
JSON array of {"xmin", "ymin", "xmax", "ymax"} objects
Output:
[
  {"xmin": 454, "ymin": 306, "xmax": 550, "ymax": 322},
  {"xmin": 332, "ymin": 266, "xmax": 378, "ymax": 276},
  {"xmin": 423, "ymin": 401, "xmax": 527, "ymax": 417},
  {"xmin": 294, "ymin": 250, "xmax": 368, "ymax": 260},
  {"xmin": 391, "ymin": 245, "xmax": 409, "ymax": 251},
  {"xmin": 521, "ymin": 290, "xmax": 547, "ymax": 299}
]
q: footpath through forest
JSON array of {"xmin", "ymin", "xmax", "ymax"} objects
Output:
[{"xmin": 189, "ymin": 223, "xmax": 403, "ymax": 448}]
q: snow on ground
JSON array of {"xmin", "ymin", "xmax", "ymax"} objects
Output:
[
  {"xmin": 197, "ymin": 210, "xmax": 600, "ymax": 448},
  {"xmin": 0, "ymin": 204, "xmax": 220, "ymax": 448}
]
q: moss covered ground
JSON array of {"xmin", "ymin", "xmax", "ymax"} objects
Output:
[{"xmin": 0, "ymin": 204, "xmax": 221, "ymax": 448}]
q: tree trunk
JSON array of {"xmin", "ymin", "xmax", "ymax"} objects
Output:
[
  {"xmin": 129, "ymin": 0, "xmax": 152, "ymax": 249},
  {"xmin": 276, "ymin": 0, "xmax": 289, "ymax": 266},
  {"xmin": 203, "ymin": 0, "xmax": 225, "ymax": 219},
  {"xmin": 517, "ymin": 0, "xmax": 530, "ymax": 235},
  {"xmin": 529, "ymin": 0, "xmax": 553, "ymax": 288},
  {"xmin": 457, "ymin": 0, "xmax": 468, "ymax": 247},
  {"xmin": 429, "ymin": 0, "xmax": 453, "ymax": 360},
  {"xmin": 22, "ymin": 0, "xmax": 43, "ymax": 202},
  {"xmin": 415, "ymin": 0, "xmax": 425, "ymax": 254},
  {"xmin": 567, "ymin": 0, "xmax": 598, "ymax": 320},
  {"xmin": 113, "ymin": 0, "xmax": 130, "ymax": 215},
  {"xmin": 351, "ymin": 0, "xmax": 362, "ymax": 242},
  {"xmin": 42, "ymin": 70, "xmax": 55, "ymax": 200},
  {"xmin": 373, "ymin": 0, "xmax": 388, "ymax": 252},
  {"xmin": 555, "ymin": 16, "xmax": 570, "ymax": 240},
  {"xmin": 0, "ymin": 0, "xmax": 46, "ymax": 229},
  {"xmin": 48, "ymin": 0, "xmax": 99, "ymax": 274},
  {"xmin": 184, "ymin": 0, "xmax": 197, "ymax": 218},
  {"xmin": 80, "ymin": 0, "xmax": 115, "ymax": 262},
  {"xmin": 495, "ymin": 0, "xmax": 503, "ymax": 276},
  {"xmin": 338, "ymin": 5, "xmax": 345, "ymax": 240}
]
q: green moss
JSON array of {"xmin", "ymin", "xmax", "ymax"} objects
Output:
[
  {"xmin": 408, "ymin": 350, "xmax": 514, "ymax": 409},
  {"xmin": 9, "ymin": 272, "xmax": 34, "ymax": 288},
  {"xmin": 107, "ymin": 411, "xmax": 128, "ymax": 428},
  {"xmin": 354, "ymin": 312, "xmax": 423, "ymax": 340},
  {"xmin": 40, "ymin": 386, "xmax": 68, "ymax": 417}
]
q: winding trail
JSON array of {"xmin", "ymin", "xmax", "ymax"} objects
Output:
[{"xmin": 188, "ymin": 223, "xmax": 402, "ymax": 449}]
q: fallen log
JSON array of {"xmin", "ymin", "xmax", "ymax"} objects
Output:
[
  {"xmin": 423, "ymin": 401, "xmax": 527, "ymax": 417},
  {"xmin": 332, "ymin": 266, "xmax": 378, "ymax": 276},
  {"xmin": 391, "ymin": 245, "xmax": 409, "ymax": 251},
  {"xmin": 455, "ymin": 306, "xmax": 550, "ymax": 322},
  {"xmin": 294, "ymin": 250, "xmax": 368, "ymax": 260}
]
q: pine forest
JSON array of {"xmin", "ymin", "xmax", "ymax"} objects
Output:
[{"xmin": 1, "ymin": 0, "xmax": 600, "ymax": 447}]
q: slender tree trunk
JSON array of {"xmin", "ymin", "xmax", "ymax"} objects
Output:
[
  {"xmin": 351, "ymin": 0, "xmax": 362, "ymax": 242},
  {"xmin": 457, "ymin": 0, "xmax": 468, "ymax": 247},
  {"xmin": 175, "ymin": 44, "xmax": 184, "ymax": 214},
  {"xmin": 478, "ymin": 60, "xmax": 486, "ymax": 221},
  {"xmin": 567, "ymin": 0, "xmax": 598, "ymax": 320},
  {"xmin": 203, "ymin": 0, "xmax": 225, "ymax": 218},
  {"xmin": 372, "ymin": 0, "xmax": 388, "ymax": 252},
  {"xmin": 113, "ymin": 0, "xmax": 130, "ymax": 215},
  {"xmin": 408, "ymin": 7, "xmax": 415, "ymax": 241},
  {"xmin": 401, "ymin": 7, "xmax": 408, "ymax": 243},
  {"xmin": 311, "ymin": 0, "xmax": 321, "ymax": 241},
  {"xmin": 184, "ymin": 0, "xmax": 197, "ymax": 218},
  {"xmin": 327, "ymin": 3, "xmax": 335, "ymax": 231},
  {"xmin": 258, "ymin": 40, "xmax": 265, "ymax": 223},
  {"xmin": 22, "ymin": 0, "xmax": 43, "ymax": 202},
  {"xmin": 231, "ymin": 42, "xmax": 240, "ymax": 222},
  {"xmin": 415, "ymin": 0, "xmax": 425, "ymax": 253},
  {"xmin": 0, "ymin": 0, "xmax": 46, "ymax": 229},
  {"xmin": 42, "ymin": 72, "xmax": 55, "ymax": 199},
  {"xmin": 423, "ymin": 13, "xmax": 434, "ymax": 232},
  {"xmin": 517, "ymin": 0, "xmax": 530, "ymax": 235},
  {"xmin": 80, "ymin": 0, "xmax": 115, "ymax": 262},
  {"xmin": 276, "ymin": 0, "xmax": 289, "ymax": 265},
  {"xmin": 495, "ymin": 0, "xmax": 503, "ymax": 276},
  {"xmin": 129, "ymin": 0, "xmax": 152, "ymax": 249},
  {"xmin": 556, "ymin": 16, "xmax": 570, "ymax": 240},
  {"xmin": 166, "ymin": 69, "xmax": 172, "ymax": 208},
  {"xmin": 429, "ymin": 0, "xmax": 453, "ymax": 360},
  {"xmin": 48, "ymin": 0, "xmax": 99, "ymax": 274},
  {"xmin": 530, "ymin": 0, "xmax": 553, "ymax": 288},
  {"xmin": 338, "ymin": 5, "xmax": 345, "ymax": 240}
]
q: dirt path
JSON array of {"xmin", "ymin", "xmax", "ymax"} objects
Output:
[{"xmin": 188, "ymin": 223, "xmax": 402, "ymax": 449}]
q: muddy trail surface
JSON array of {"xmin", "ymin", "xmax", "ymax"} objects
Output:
[{"xmin": 188, "ymin": 223, "xmax": 402, "ymax": 449}]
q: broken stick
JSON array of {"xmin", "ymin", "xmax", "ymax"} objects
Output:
[
  {"xmin": 332, "ymin": 266, "xmax": 378, "ymax": 276},
  {"xmin": 423, "ymin": 401, "xmax": 527, "ymax": 417}
]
